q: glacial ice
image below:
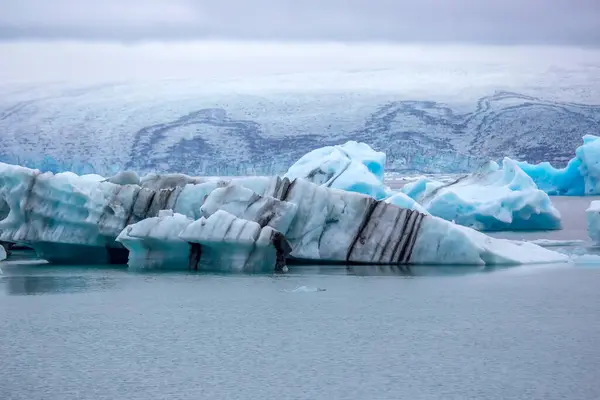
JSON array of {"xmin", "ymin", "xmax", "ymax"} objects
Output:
[
  {"xmin": 517, "ymin": 135, "xmax": 600, "ymax": 196},
  {"xmin": 179, "ymin": 210, "xmax": 291, "ymax": 273},
  {"xmin": 284, "ymin": 141, "xmax": 388, "ymax": 200},
  {"xmin": 401, "ymin": 159, "xmax": 562, "ymax": 231},
  {"xmin": 586, "ymin": 200, "xmax": 600, "ymax": 244},
  {"xmin": 116, "ymin": 210, "xmax": 194, "ymax": 269},
  {"xmin": 0, "ymin": 160, "xmax": 568, "ymax": 269},
  {"xmin": 0, "ymin": 243, "xmax": 6, "ymax": 261},
  {"xmin": 384, "ymin": 192, "xmax": 429, "ymax": 214},
  {"xmin": 118, "ymin": 209, "xmax": 291, "ymax": 273}
]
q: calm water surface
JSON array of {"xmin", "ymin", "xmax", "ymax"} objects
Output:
[{"xmin": 2, "ymin": 255, "xmax": 600, "ymax": 400}]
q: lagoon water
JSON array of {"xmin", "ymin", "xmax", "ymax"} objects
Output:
[{"xmin": 2, "ymin": 197, "xmax": 600, "ymax": 400}]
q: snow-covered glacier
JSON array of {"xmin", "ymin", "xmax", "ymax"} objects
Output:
[
  {"xmin": 0, "ymin": 160, "xmax": 567, "ymax": 270},
  {"xmin": 1, "ymin": 75, "xmax": 599, "ymax": 177}
]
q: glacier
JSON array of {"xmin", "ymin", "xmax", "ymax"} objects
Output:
[
  {"xmin": 0, "ymin": 160, "xmax": 568, "ymax": 270},
  {"xmin": 517, "ymin": 135, "xmax": 600, "ymax": 196},
  {"xmin": 1, "ymin": 71, "xmax": 600, "ymax": 177},
  {"xmin": 399, "ymin": 159, "xmax": 561, "ymax": 231},
  {"xmin": 586, "ymin": 200, "xmax": 600, "ymax": 244}
]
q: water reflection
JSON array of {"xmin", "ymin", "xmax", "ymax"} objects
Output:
[
  {"xmin": 287, "ymin": 263, "xmax": 506, "ymax": 277},
  {"xmin": 1, "ymin": 263, "xmax": 120, "ymax": 296}
]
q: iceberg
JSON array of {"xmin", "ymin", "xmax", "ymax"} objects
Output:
[
  {"xmin": 116, "ymin": 210, "xmax": 194, "ymax": 269},
  {"xmin": 586, "ymin": 200, "xmax": 600, "ymax": 244},
  {"xmin": 284, "ymin": 141, "xmax": 388, "ymax": 200},
  {"xmin": 0, "ymin": 242, "xmax": 6, "ymax": 261},
  {"xmin": 400, "ymin": 159, "xmax": 561, "ymax": 231},
  {"xmin": 384, "ymin": 192, "xmax": 429, "ymax": 214},
  {"xmin": 117, "ymin": 209, "xmax": 291, "ymax": 273},
  {"xmin": 517, "ymin": 135, "xmax": 600, "ymax": 195},
  {"xmin": 0, "ymin": 161, "xmax": 567, "ymax": 269}
]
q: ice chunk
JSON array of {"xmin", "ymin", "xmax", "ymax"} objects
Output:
[
  {"xmin": 116, "ymin": 210, "xmax": 194, "ymax": 269},
  {"xmin": 411, "ymin": 216, "xmax": 568, "ymax": 265},
  {"xmin": 199, "ymin": 185, "xmax": 298, "ymax": 233},
  {"xmin": 518, "ymin": 135, "xmax": 600, "ymax": 195},
  {"xmin": 0, "ymin": 243, "xmax": 6, "ymax": 261},
  {"xmin": 402, "ymin": 159, "xmax": 561, "ymax": 231},
  {"xmin": 586, "ymin": 200, "xmax": 600, "ymax": 244},
  {"xmin": 284, "ymin": 141, "xmax": 388, "ymax": 199},
  {"xmin": 572, "ymin": 254, "xmax": 600, "ymax": 265},
  {"xmin": 106, "ymin": 171, "xmax": 140, "ymax": 186},
  {"xmin": 179, "ymin": 210, "xmax": 291, "ymax": 273},
  {"xmin": 385, "ymin": 192, "xmax": 429, "ymax": 214}
]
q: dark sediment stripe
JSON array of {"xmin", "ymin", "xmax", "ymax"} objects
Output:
[
  {"xmin": 166, "ymin": 186, "xmax": 183, "ymax": 210},
  {"xmin": 345, "ymin": 199, "xmax": 378, "ymax": 262},
  {"xmin": 389, "ymin": 209, "xmax": 411, "ymax": 264},
  {"xmin": 140, "ymin": 190, "xmax": 157, "ymax": 219},
  {"xmin": 278, "ymin": 178, "xmax": 295, "ymax": 202},
  {"xmin": 124, "ymin": 186, "xmax": 142, "ymax": 228},
  {"xmin": 347, "ymin": 201, "xmax": 386, "ymax": 263},
  {"xmin": 394, "ymin": 210, "xmax": 420, "ymax": 264},
  {"xmin": 373, "ymin": 205, "xmax": 404, "ymax": 263},
  {"xmin": 272, "ymin": 231, "xmax": 292, "ymax": 273},
  {"xmin": 402, "ymin": 213, "xmax": 425, "ymax": 264},
  {"xmin": 188, "ymin": 242, "xmax": 202, "ymax": 271}
]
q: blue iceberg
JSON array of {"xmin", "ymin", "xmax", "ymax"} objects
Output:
[
  {"xmin": 400, "ymin": 159, "xmax": 561, "ymax": 231},
  {"xmin": 517, "ymin": 135, "xmax": 600, "ymax": 196},
  {"xmin": 284, "ymin": 141, "xmax": 389, "ymax": 200}
]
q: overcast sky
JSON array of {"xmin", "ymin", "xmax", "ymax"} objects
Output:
[{"xmin": 1, "ymin": 0, "xmax": 600, "ymax": 45}]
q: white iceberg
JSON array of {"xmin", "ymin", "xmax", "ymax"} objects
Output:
[
  {"xmin": 118, "ymin": 209, "xmax": 291, "ymax": 273},
  {"xmin": 284, "ymin": 141, "xmax": 388, "ymax": 200},
  {"xmin": 400, "ymin": 159, "xmax": 561, "ymax": 231},
  {"xmin": 586, "ymin": 200, "xmax": 600, "ymax": 244},
  {"xmin": 517, "ymin": 135, "xmax": 600, "ymax": 195},
  {"xmin": 179, "ymin": 210, "xmax": 291, "ymax": 273},
  {"xmin": 123, "ymin": 180, "xmax": 567, "ymax": 268},
  {"xmin": 116, "ymin": 210, "xmax": 194, "ymax": 269},
  {"xmin": 384, "ymin": 192, "xmax": 429, "ymax": 214},
  {"xmin": 0, "ymin": 161, "xmax": 567, "ymax": 269}
]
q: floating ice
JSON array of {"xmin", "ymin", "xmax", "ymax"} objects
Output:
[
  {"xmin": 285, "ymin": 286, "xmax": 326, "ymax": 293},
  {"xmin": 517, "ymin": 135, "xmax": 600, "ymax": 195},
  {"xmin": 179, "ymin": 210, "xmax": 291, "ymax": 273},
  {"xmin": 401, "ymin": 159, "xmax": 561, "ymax": 231},
  {"xmin": 0, "ymin": 243, "xmax": 6, "ymax": 261},
  {"xmin": 586, "ymin": 200, "xmax": 600, "ymax": 244},
  {"xmin": 571, "ymin": 254, "xmax": 600, "ymax": 265},
  {"xmin": 0, "ymin": 161, "xmax": 568, "ymax": 269},
  {"xmin": 116, "ymin": 210, "xmax": 194, "ymax": 269},
  {"xmin": 528, "ymin": 239, "xmax": 587, "ymax": 247},
  {"xmin": 284, "ymin": 141, "xmax": 388, "ymax": 200},
  {"xmin": 385, "ymin": 192, "xmax": 429, "ymax": 214}
]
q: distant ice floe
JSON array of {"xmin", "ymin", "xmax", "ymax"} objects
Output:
[
  {"xmin": 0, "ymin": 155, "xmax": 568, "ymax": 271},
  {"xmin": 397, "ymin": 159, "xmax": 561, "ymax": 231},
  {"xmin": 586, "ymin": 200, "xmax": 600, "ymax": 244},
  {"xmin": 517, "ymin": 135, "xmax": 600, "ymax": 196}
]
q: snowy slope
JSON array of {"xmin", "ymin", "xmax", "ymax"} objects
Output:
[{"xmin": 1, "ymin": 44, "xmax": 599, "ymax": 176}]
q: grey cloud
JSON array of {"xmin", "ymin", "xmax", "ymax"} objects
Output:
[{"xmin": 1, "ymin": 0, "xmax": 600, "ymax": 45}]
